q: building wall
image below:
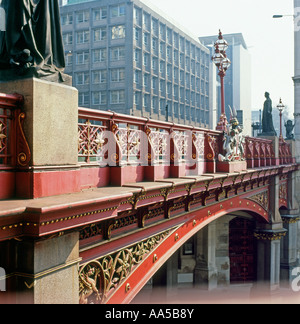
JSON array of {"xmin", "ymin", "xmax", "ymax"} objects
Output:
[
  {"xmin": 234, "ymin": 43, "xmax": 252, "ymax": 136},
  {"xmin": 60, "ymin": 0, "xmax": 212, "ymax": 128}
]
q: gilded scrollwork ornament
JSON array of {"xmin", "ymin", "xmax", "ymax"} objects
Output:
[{"xmin": 79, "ymin": 230, "xmax": 171, "ymax": 304}]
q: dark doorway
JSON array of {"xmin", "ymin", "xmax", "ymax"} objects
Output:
[{"xmin": 229, "ymin": 217, "xmax": 256, "ymax": 283}]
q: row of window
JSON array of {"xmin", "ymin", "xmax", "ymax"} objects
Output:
[
  {"xmin": 62, "ymin": 5, "xmax": 208, "ymax": 62},
  {"xmin": 134, "ymin": 50, "xmax": 208, "ymax": 79},
  {"xmin": 66, "ymin": 53, "xmax": 208, "ymax": 84},
  {"xmin": 65, "ymin": 48, "xmax": 122, "ymax": 65},
  {"xmin": 75, "ymin": 68, "xmax": 208, "ymax": 97},
  {"xmin": 79, "ymin": 90, "xmax": 208, "ymax": 113},
  {"xmin": 133, "ymin": 26, "xmax": 208, "ymax": 65},
  {"xmin": 134, "ymin": 72, "xmax": 209, "ymax": 94},
  {"xmin": 133, "ymin": 6, "xmax": 206, "ymax": 60},
  {"xmin": 75, "ymin": 69, "xmax": 125, "ymax": 85},
  {"xmin": 79, "ymin": 90, "xmax": 125, "ymax": 106},
  {"xmin": 79, "ymin": 90, "xmax": 209, "ymax": 120},
  {"xmin": 63, "ymin": 25, "xmax": 125, "ymax": 46},
  {"xmin": 61, "ymin": 4, "xmax": 125, "ymax": 25}
]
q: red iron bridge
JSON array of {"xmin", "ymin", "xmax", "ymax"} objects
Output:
[{"xmin": 0, "ymin": 91, "xmax": 299, "ymax": 304}]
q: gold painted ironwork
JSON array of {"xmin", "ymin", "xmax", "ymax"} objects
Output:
[{"xmin": 79, "ymin": 229, "xmax": 171, "ymax": 304}]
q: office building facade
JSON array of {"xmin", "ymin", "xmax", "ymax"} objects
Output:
[{"xmin": 60, "ymin": 0, "xmax": 212, "ymax": 128}]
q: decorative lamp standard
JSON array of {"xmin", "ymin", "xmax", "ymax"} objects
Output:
[
  {"xmin": 212, "ymin": 30, "xmax": 231, "ymax": 131},
  {"xmin": 277, "ymin": 98, "xmax": 285, "ymax": 140}
]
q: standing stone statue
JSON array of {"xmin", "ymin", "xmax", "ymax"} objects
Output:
[
  {"xmin": 261, "ymin": 92, "xmax": 277, "ymax": 136},
  {"xmin": 0, "ymin": 0, "xmax": 69, "ymax": 83}
]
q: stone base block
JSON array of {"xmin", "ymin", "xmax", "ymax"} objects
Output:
[
  {"xmin": 217, "ymin": 160, "xmax": 247, "ymax": 173},
  {"xmin": 0, "ymin": 77, "xmax": 78, "ymax": 166}
]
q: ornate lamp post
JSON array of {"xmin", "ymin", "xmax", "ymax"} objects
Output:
[
  {"xmin": 277, "ymin": 98, "xmax": 285, "ymax": 140},
  {"xmin": 212, "ymin": 30, "xmax": 231, "ymax": 131}
]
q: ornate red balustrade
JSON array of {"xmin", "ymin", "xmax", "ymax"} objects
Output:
[
  {"xmin": 78, "ymin": 107, "xmax": 295, "ymax": 188},
  {"xmin": 78, "ymin": 107, "xmax": 222, "ymax": 186},
  {"xmin": 0, "ymin": 99, "xmax": 295, "ymax": 200},
  {"xmin": 0, "ymin": 93, "xmax": 29, "ymax": 199}
]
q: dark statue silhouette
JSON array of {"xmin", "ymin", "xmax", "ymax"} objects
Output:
[
  {"xmin": 0, "ymin": 0, "xmax": 68, "ymax": 83},
  {"xmin": 261, "ymin": 92, "xmax": 277, "ymax": 136}
]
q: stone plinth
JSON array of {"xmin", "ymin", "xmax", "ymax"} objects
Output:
[
  {"xmin": 0, "ymin": 78, "xmax": 79, "ymax": 198},
  {"xmin": 216, "ymin": 160, "xmax": 247, "ymax": 173},
  {"xmin": 0, "ymin": 77, "xmax": 78, "ymax": 166}
]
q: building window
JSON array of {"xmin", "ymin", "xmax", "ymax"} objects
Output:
[
  {"xmin": 92, "ymin": 91, "xmax": 107, "ymax": 105},
  {"xmin": 76, "ymin": 51, "xmax": 89, "ymax": 65},
  {"xmin": 111, "ymin": 68, "xmax": 125, "ymax": 82},
  {"xmin": 143, "ymin": 32, "xmax": 149, "ymax": 46},
  {"xmin": 143, "ymin": 53, "xmax": 149, "ymax": 67},
  {"xmin": 93, "ymin": 49, "xmax": 106, "ymax": 63},
  {"xmin": 111, "ymin": 25, "xmax": 126, "ymax": 39},
  {"xmin": 65, "ymin": 52, "xmax": 73, "ymax": 66},
  {"xmin": 76, "ymin": 72, "xmax": 90, "ymax": 85},
  {"xmin": 167, "ymin": 28, "xmax": 172, "ymax": 44},
  {"xmin": 93, "ymin": 28, "xmax": 107, "ymax": 42},
  {"xmin": 134, "ymin": 92, "xmax": 141, "ymax": 106},
  {"xmin": 159, "ymin": 42, "xmax": 164, "ymax": 55},
  {"xmin": 111, "ymin": 90, "xmax": 125, "ymax": 104},
  {"xmin": 110, "ymin": 4, "xmax": 126, "ymax": 18},
  {"xmin": 110, "ymin": 47, "xmax": 125, "ymax": 61},
  {"xmin": 152, "ymin": 37, "xmax": 157, "ymax": 51},
  {"xmin": 166, "ymin": 46, "xmax": 172, "ymax": 61},
  {"xmin": 159, "ymin": 23, "xmax": 165, "ymax": 40},
  {"xmin": 167, "ymin": 82, "xmax": 172, "ymax": 97},
  {"xmin": 93, "ymin": 7, "xmax": 107, "ymax": 21},
  {"xmin": 151, "ymin": 18, "xmax": 158, "ymax": 36},
  {"xmin": 92, "ymin": 70, "xmax": 107, "ymax": 84},
  {"xmin": 166, "ymin": 64, "xmax": 172, "ymax": 80},
  {"xmin": 152, "ymin": 57, "xmax": 158, "ymax": 72},
  {"xmin": 134, "ymin": 27, "xmax": 140, "ymax": 41},
  {"xmin": 143, "ymin": 94, "xmax": 150, "ymax": 110},
  {"xmin": 61, "ymin": 13, "xmax": 73, "ymax": 26},
  {"xmin": 151, "ymin": 77, "xmax": 157, "ymax": 90},
  {"xmin": 134, "ymin": 49, "xmax": 140, "ymax": 63},
  {"xmin": 63, "ymin": 33, "xmax": 73, "ymax": 46},
  {"xmin": 143, "ymin": 74, "xmax": 149, "ymax": 88},
  {"xmin": 134, "ymin": 70, "xmax": 140, "ymax": 84},
  {"xmin": 159, "ymin": 61, "xmax": 164, "ymax": 74},
  {"xmin": 79, "ymin": 92, "xmax": 90, "ymax": 106},
  {"xmin": 134, "ymin": 7, "xmax": 140, "ymax": 22},
  {"xmin": 151, "ymin": 97, "xmax": 157, "ymax": 111},
  {"xmin": 76, "ymin": 10, "xmax": 89, "ymax": 24},
  {"xmin": 76, "ymin": 30, "xmax": 89, "ymax": 44},
  {"xmin": 143, "ymin": 13, "xmax": 150, "ymax": 30},
  {"xmin": 159, "ymin": 79, "xmax": 165, "ymax": 92}
]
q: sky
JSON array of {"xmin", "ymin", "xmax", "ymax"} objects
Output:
[{"xmin": 147, "ymin": 0, "xmax": 295, "ymax": 116}]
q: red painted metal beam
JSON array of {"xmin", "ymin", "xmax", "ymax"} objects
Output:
[{"xmin": 101, "ymin": 195, "xmax": 269, "ymax": 304}]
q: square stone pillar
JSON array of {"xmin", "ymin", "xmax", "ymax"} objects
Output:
[
  {"xmin": 194, "ymin": 223, "xmax": 218, "ymax": 290},
  {"xmin": 253, "ymin": 229, "xmax": 287, "ymax": 294},
  {"xmin": 1, "ymin": 232, "xmax": 81, "ymax": 304},
  {"xmin": 0, "ymin": 78, "xmax": 79, "ymax": 198},
  {"xmin": 280, "ymin": 215, "xmax": 300, "ymax": 286},
  {"xmin": 0, "ymin": 78, "xmax": 78, "ymax": 166}
]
